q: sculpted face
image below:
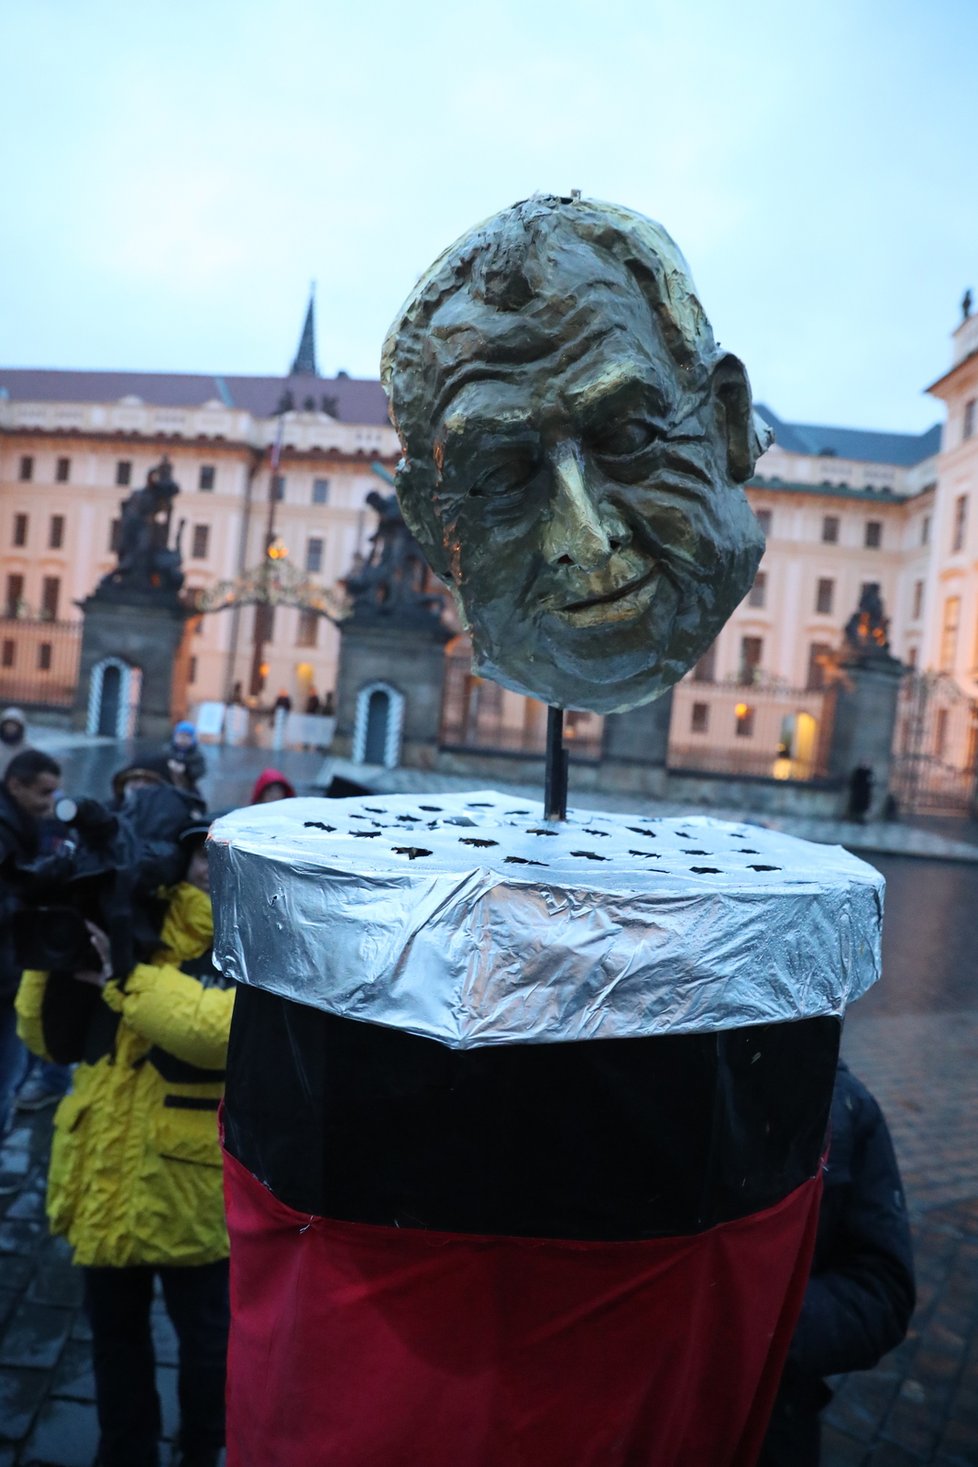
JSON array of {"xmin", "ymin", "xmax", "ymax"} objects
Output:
[{"xmin": 382, "ymin": 196, "xmax": 768, "ymax": 713}]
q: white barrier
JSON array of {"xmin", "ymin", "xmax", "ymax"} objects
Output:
[{"xmin": 191, "ymin": 704, "xmax": 335, "ymax": 750}]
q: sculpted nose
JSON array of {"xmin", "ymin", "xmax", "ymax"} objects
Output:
[{"xmin": 542, "ymin": 446, "xmax": 621, "ymax": 572}]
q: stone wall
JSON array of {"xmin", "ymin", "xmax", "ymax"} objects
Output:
[{"xmin": 432, "ymin": 744, "xmax": 845, "ymax": 816}]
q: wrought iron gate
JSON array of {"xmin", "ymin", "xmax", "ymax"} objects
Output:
[
  {"xmin": 890, "ymin": 671, "xmax": 978, "ymax": 815},
  {"xmin": 0, "ymin": 617, "xmax": 82, "ymax": 712}
]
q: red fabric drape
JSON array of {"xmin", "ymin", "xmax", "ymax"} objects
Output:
[{"xmin": 223, "ymin": 1148, "xmax": 821, "ymax": 1467}]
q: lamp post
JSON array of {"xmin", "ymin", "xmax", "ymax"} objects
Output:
[{"xmin": 249, "ymin": 419, "xmax": 285, "ymax": 699}]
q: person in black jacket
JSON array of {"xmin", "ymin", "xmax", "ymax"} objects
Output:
[
  {"xmin": 0, "ymin": 750, "xmax": 60, "ymax": 1146},
  {"xmin": 759, "ymin": 1061, "xmax": 916, "ymax": 1466}
]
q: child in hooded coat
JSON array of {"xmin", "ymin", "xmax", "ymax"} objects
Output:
[
  {"xmin": 249, "ymin": 768, "xmax": 296, "ymax": 804},
  {"xmin": 166, "ymin": 722, "xmax": 207, "ymax": 794}
]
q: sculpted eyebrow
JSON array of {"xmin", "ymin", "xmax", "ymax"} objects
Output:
[
  {"xmin": 437, "ymin": 399, "xmax": 533, "ymax": 445},
  {"xmin": 431, "ymin": 362, "xmax": 536, "ymax": 431},
  {"xmin": 564, "ymin": 369, "xmax": 669, "ymax": 424}
]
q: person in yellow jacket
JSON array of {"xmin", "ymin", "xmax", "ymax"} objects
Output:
[{"xmin": 16, "ymin": 820, "xmax": 233, "ymax": 1467}]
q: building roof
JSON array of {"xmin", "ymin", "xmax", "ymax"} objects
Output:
[
  {"xmin": 755, "ymin": 403, "xmax": 941, "ymax": 466},
  {"xmin": 748, "ymin": 475, "xmax": 928, "ymax": 505},
  {"xmin": 290, "ymin": 289, "xmax": 319, "ymax": 377},
  {"xmin": 0, "ymin": 370, "xmax": 941, "ymax": 458},
  {"xmin": 0, "ymin": 368, "xmax": 392, "ymax": 426},
  {"xmin": 926, "ymin": 347, "xmax": 978, "ymax": 396}
]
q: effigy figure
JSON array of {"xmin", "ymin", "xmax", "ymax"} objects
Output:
[
  {"xmin": 210, "ymin": 196, "xmax": 885, "ymax": 1467},
  {"xmin": 381, "ymin": 193, "xmax": 768, "ymax": 713}
]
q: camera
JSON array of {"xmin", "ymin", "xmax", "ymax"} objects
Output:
[
  {"xmin": 8, "ymin": 781, "xmax": 205, "ymax": 977},
  {"xmin": 13, "ymin": 905, "xmax": 103, "ymax": 973}
]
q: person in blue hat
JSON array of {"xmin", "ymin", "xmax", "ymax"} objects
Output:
[{"xmin": 165, "ymin": 721, "xmax": 206, "ymax": 796}]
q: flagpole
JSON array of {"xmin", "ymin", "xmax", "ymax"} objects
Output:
[{"xmin": 248, "ymin": 414, "xmax": 284, "ymax": 698}]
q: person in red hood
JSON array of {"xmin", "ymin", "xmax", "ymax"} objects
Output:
[{"xmin": 250, "ymin": 769, "xmax": 296, "ymax": 805}]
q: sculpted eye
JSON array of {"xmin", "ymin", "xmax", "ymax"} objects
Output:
[
  {"xmin": 589, "ymin": 418, "xmax": 660, "ymax": 458},
  {"xmin": 469, "ymin": 452, "xmax": 540, "ymax": 499}
]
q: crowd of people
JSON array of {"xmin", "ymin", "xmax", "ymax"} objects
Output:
[
  {"xmin": 0, "ymin": 714, "xmax": 302, "ymax": 1467},
  {"xmin": 0, "ymin": 713, "xmax": 916, "ymax": 1467}
]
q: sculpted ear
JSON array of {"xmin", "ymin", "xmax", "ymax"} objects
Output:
[{"xmin": 711, "ymin": 354, "xmax": 769, "ymax": 483}]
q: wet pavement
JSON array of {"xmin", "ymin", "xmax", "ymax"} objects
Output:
[
  {"xmin": 33, "ymin": 727, "xmax": 978, "ymax": 865},
  {"xmin": 1, "ymin": 731, "xmax": 977, "ymax": 1464},
  {"xmin": 825, "ymin": 855, "xmax": 978, "ymax": 1467}
]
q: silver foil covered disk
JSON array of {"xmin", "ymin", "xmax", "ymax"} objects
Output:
[{"xmin": 208, "ymin": 791, "xmax": 883, "ymax": 1050}]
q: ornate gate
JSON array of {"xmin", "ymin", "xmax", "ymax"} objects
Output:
[{"xmin": 890, "ymin": 671, "xmax": 978, "ymax": 815}]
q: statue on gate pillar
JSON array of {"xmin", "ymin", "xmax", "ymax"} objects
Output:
[
  {"xmin": 343, "ymin": 490, "xmax": 444, "ymax": 625},
  {"xmin": 99, "ymin": 456, "xmax": 185, "ymax": 597},
  {"xmin": 843, "ymin": 582, "xmax": 892, "ymax": 660}
]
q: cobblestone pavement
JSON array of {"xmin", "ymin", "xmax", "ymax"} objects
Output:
[
  {"xmin": 0, "ymin": 1107, "xmax": 232, "ymax": 1465},
  {"xmin": 0, "ymin": 1127, "xmax": 233, "ymax": 1467},
  {"xmin": 1, "ymin": 731, "xmax": 976, "ymax": 1463},
  {"xmin": 4, "ymin": 1005, "xmax": 976, "ymax": 1467}
]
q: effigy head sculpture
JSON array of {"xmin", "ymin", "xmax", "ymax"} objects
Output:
[{"xmin": 381, "ymin": 193, "xmax": 770, "ymax": 714}]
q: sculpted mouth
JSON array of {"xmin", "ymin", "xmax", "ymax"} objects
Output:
[{"xmin": 559, "ymin": 566, "xmax": 658, "ymax": 615}]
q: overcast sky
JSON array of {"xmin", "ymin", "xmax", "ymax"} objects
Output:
[{"xmin": 3, "ymin": 0, "xmax": 976, "ymax": 433}]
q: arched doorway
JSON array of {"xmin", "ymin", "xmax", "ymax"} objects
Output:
[
  {"xmin": 364, "ymin": 691, "xmax": 389, "ymax": 764},
  {"xmin": 98, "ymin": 665, "xmax": 121, "ymax": 736},
  {"xmin": 773, "ymin": 710, "xmax": 819, "ymax": 780},
  {"xmin": 792, "ymin": 711, "xmax": 818, "ymax": 779},
  {"xmin": 87, "ymin": 657, "xmax": 142, "ymax": 738},
  {"xmin": 352, "ymin": 681, "xmax": 404, "ymax": 768}
]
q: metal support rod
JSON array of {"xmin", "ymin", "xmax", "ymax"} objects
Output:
[{"xmin": 544, "ymin": 705, "xmax": 569, "ymax": 821}]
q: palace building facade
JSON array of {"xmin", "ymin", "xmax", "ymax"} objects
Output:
[
  {"xmin": 0, "ymin": 353, "xmax": 400, "ymax": 714},
  {"xmin": 0, "ymin": 298, "xmax": 975, "ymax": 791}
]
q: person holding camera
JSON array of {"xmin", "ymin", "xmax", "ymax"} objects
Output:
[
  {"xmin": 13, "ymin": 788, "xmax": 77, "ymax": 1115},
  {"xmin": 16, "ymin": 819, "xmax": 234, "ymax": 1467},
  {"xmin": 0, "ymin": 749, "xmax": 60, "ymax": 1151}
]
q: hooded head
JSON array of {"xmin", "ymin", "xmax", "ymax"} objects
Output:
[
  {"xmin": 178, "ymin": 817, "xmax": 212, "ymax": 893},
  {"xmin": 251, "ymin": 768, "xmax": 297, "ymax": 804},
  {"xmin": 111, "ymin": 754, "xmax": 173, "ymax": 806},
  {"xmin": 0, "ymin": 708, "xmax": 27, "ymax": 747},
  {"xmin": 172, "ymin": 720, "xmax": 198, "ymax": 751}
]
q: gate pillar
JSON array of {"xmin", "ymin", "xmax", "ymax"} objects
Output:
[
  {"xmin": 824, "ymin": 585, "xmax": 904, "ymax": 819},
  {"xmin": 331, "ymin": 488, "xmax": 451, "ymax": 769},
  {"xmin": 74, "ymin": 590, "xmax": 191, "ymax": 741},
  {"xmin": 334, "ymin": 625, "xmax": 449, "ymax": 769},
  {"xmin": 825, "ymin": 651, "xmax": 904, "ymax": 818},
  {"xmin": 599, "ymin": 690, "xmax": 674, "ymax": 797}
]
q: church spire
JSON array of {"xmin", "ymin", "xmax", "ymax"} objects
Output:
[{"xmin": 290, "ymin": 282, "xmax": 318, "ymax": 376}]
